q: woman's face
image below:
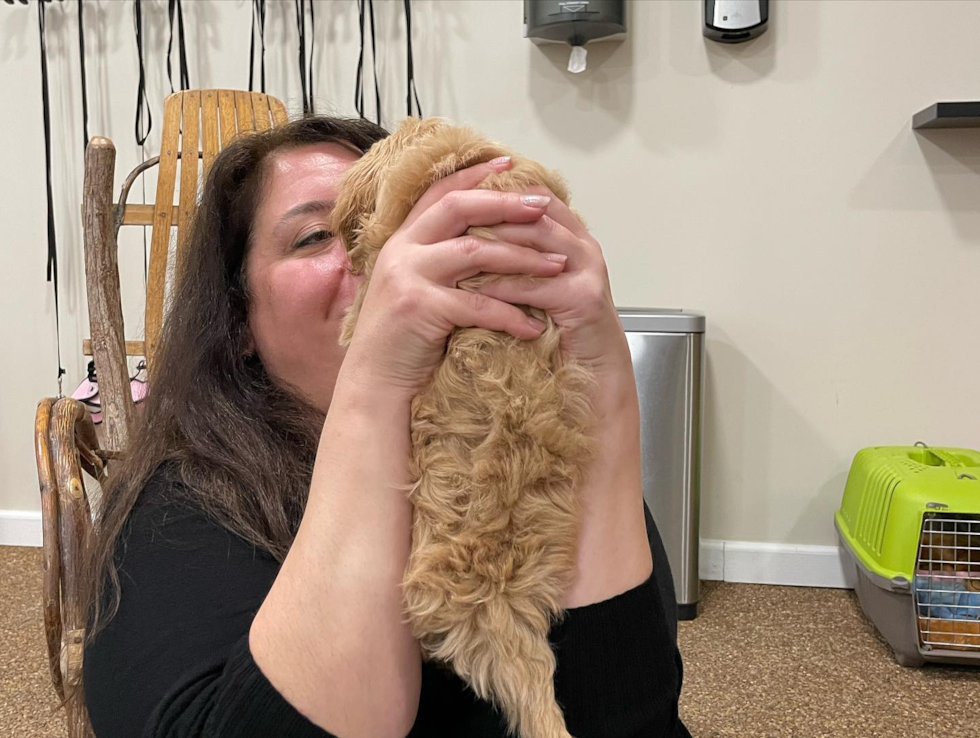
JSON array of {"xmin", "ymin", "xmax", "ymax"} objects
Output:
[{"xmin": 246, "ymin": 142, "xmax": 363, "ymax": 413}]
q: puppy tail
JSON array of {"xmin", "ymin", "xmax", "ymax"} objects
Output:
[{"xmin": 455, "ymin": 601, "xmax": 574, "ymax": 738}]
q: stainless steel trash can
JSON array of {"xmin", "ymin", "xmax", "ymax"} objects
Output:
[{"xmin": 619, "ymin": 308, "xmax": 705, "ymax": 620}]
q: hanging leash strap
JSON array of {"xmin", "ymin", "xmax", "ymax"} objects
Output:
[
  {"xmin": 367, "ymin": 0, "xmax": 380, "ymax": 124},
  {"xmin": 308, "ymin": 0, "xmax": 315, "ymax": 112},
  {"xmin": 355, "ymin": 0, "xmax": 382, "ymax": 124},
  {"xmin": 249, "ymin": 0, "xmax": 266, "ymax": 93},
  {"xmin": 133, "ymin": 0, "xmax": 151, "ymax": 145},
  {"xmin": 78, "ymin": 0, "xmax": 89, "ymax": 148},
  {"xmin": 404, "ymin": 0, "xmax": 422, "ymax": 117},
  {"xmin": 294, "ymin": 0, "xmax": 315, "ymax": 114},
  {"xmin": 355, "ymin": 0, "xmax": 365, "ymax": 118},
  {"xmin": 38, "ymin": 0, "xmax": 65, "ymax": 394},
  {"xmin": 295, "ymin": 0, "xmax": 307, "ymax": 113},
  {"xmin": 167, "ymin": 0, "xmax": 190, "ymax": 92}
]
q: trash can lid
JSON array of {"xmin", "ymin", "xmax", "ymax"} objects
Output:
[{"xmin": 617, "ymin": 307, "xmax": 705, "ymax": 334}]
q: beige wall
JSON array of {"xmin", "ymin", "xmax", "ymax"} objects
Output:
[{"xmin": 3, "ymin": 1, "xmax": 979, "ymax": 547}]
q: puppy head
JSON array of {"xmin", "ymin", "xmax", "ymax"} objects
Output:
[{"xmin": 331, "ymin": 117, "xmax": 570, "ymax": 277}]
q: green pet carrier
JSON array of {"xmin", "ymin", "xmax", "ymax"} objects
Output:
[{"xmin": 835, "ymin": 444, "xmax": 980, "ymax": 666}]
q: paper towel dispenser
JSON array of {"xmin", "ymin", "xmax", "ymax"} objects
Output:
[
  {"xmin": 524, "ymin": 0, "xmax": 627, "ymax": 46},
  {"xmin": 524, "ymin": 0, "xmax": 626, "ymax": 73}
]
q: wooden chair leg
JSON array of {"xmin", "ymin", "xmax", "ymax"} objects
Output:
[
  {"xmin": 34, "ymin": 398, "xmax": 64, "ymax": 703},
  {"xmin": 50, "ymin": 398, "xmax": 97, "ymax": 737}
]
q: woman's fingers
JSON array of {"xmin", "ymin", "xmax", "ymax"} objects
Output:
[
  {"xmin": 523, "ymin": 185, "xmax": 592, "ymax": 241},
  {"xmin": 435, "ymin": 284, "xmax": 546, "ymax": 341},
  {"xmin": 481, "ymin": 217, "xmax": 591, "ymax": 269},
  {"xmin": 465, "ymin": 273, "xmax": 563, "ymax": 316},
  {"xmin": 412, "ymin": 235, "xmax": 567, "ymax": 286},
  {"xmin": 401, "ymin": 157, "xmax": 514, "ymax": 231},
  {"xmin": 407, "ymin": 190, "xmax": 553, "ymax": 245}
]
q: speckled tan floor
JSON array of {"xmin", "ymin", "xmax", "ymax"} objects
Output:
[
  {"xmin": 678, "ymin": 581, "xmax": 980, "ymax": 737},
  {"xmin": 1, "ymin": 547, "xmax": 66, "ymax": 738},
  {"xmin": 2, "ymin": 546, "xmax": 978, "ymax": 738}
]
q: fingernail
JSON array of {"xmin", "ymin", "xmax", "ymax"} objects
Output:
[
  {"xmin": 521, "ymin": 194, "xmax": 551, "ymax": 208},
  {"xmin": 488, "ymin": 156, "xmax": 512, "ymax": 169},
  {"xmin": 527, "ymin": 316, "xmax": 546, "ymax": 331},
  {"xmin": 542, "ymin": 252, "xmax": 567, "ymax": 263}
]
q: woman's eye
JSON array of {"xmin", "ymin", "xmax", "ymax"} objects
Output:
[{"xmin": 294, "ymin": 229, "xmax": 334, "ymax": 250}]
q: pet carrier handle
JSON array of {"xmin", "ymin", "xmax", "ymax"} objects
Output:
[{"xmin": 918, "ymin": 445, "xmax": 970, "ymax": 470}]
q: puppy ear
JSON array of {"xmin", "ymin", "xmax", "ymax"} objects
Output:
[
  {"xmin": 331, "ymin": 149, "xmax": 385, "ymax": 269},
  {"xmin": 331, "ymin": 117, "xmax": 449, "ymax": 273}
]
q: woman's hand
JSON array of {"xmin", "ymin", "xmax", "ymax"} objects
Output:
[
  {"xmin": 468, "ymin": 187, "xmax": 636, "ymax": 407},
  {"xmin": 340, "ymin": 158, "xmax": 569, "ymax": 401}
]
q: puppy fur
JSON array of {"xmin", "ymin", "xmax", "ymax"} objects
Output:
[{"xmin": 330, "ymin": 118, "xmax": 598, "ymax": 738}]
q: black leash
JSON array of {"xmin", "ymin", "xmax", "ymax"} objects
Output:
[
  {"xmin": 132, "ymin": 0, "xmax": 152, "ymax": 288},
  {"xmin": 308, "ymin": 0, "xmax": 315, "ymax": 111},
  {"xmin": 38, "ymin": 0, "xmax": 65, "ymax": 394},
  {"xmin": 355, "ymin": 0, "xmax": 365, "ymax": 118},
  {"xmin": 367, "ymin": 0, "xmax": 380, "ymax": 124},
  {"xmin": 249, "ymin": 0, "xmax": 266, "ymax": 93},
  {"xmin": 133, "ymin": 0, "xmax": 151, "ymax": 145},
  {"xmin": 78, "ymin": 0, "xmax": 89, "ymax": 149},
  {"xmin": 295, "ymin": 0, "xmax": 307, "ymax": 114},
  {"xmin": 404, "ymin": 0, "xmax": 422, "ymax": 117},
  {"xmin": 167, "ymin": 0, "xmax": 190, "ymax": 92},
  {"xmin": 294, "ymin": 0, "xmax": 315, "ymax": 114},
  {"xmin": 355, "ymin": 0, "xmax": 381, "ymax": 124}
]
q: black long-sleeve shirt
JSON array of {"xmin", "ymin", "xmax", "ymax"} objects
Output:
[{"xmin": 84, "ymin": 473, "xmax": 689, "ymax": 737}]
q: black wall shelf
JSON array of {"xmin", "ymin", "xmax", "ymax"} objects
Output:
[{"xmin": 912, "ymin": 102, "xmax": 980, "ymax": 130}]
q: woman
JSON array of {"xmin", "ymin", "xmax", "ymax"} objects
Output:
[{"xmin": 82, "ymin": 116, "xmax": 689, "ymax": 738}]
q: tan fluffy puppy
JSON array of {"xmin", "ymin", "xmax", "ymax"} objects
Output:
[{"xmin": 330, "ymin": 118, "xmax": 598, "ymax": 738}]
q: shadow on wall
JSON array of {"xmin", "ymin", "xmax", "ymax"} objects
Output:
[
  {"xmin": 525, "ymin": 9, "xmax": 637, "ymax": 152},
  {"xmin": 307, "ymin": 0, "xmax": 465, "ymax": 128},
  {"xmin": 701, "ymin": 12, "xmax": 776, "ymax": 83},
  {"xmin": 413, "ymin": 0, "xmax": 466, "ymax": 126},
  {"xmin": 702, "ymin": 329, "xmax": 842, "ymax": 546},
  {"xmin": 850, "ymin": 127, "xmax": 980, "ymax": 244},
  {"xmin": 0, "ymin": 3, "xmax": 32, "ymax": 64}
]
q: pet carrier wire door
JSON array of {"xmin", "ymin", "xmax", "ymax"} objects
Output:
[{"xmin": 915, "ymin": 513, "xmax": 980, "ymax": 654}]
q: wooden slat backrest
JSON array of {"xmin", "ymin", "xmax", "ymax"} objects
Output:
[
  {"xmin": 143, "ymin": 94, "xmax": 182, "ymax": 367},
  {"xmin": 176, "ymin": 90, "xmax": 202, "ymax": 273},
  {"xmin": 235, "ymin": 90, "xmax": 256, "ymax": 134},
  {"xmin": 141, "ymin": 90, "xmax": 287, "ymax": 367},
  {"xmin": 201, "ymin": 90, "xmax": 220, "ymax": 173}
]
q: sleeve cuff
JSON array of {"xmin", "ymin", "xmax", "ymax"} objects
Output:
[
  {"xmin": 205, "ymin": 637, "xmax": 336, "ymax": 738},
  {"xmin": 549, "ymin": 572, "xmax": 683, "ymax": 736}
]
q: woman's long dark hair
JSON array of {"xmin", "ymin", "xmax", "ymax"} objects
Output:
[{"xmin": 83, "ymin": 116, "xmax": 389, "ymax": 643}]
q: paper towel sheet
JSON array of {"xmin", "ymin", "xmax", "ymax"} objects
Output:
[{"xmin": 568, "ymin": 45, "xmax": 587, "ymax": 74}]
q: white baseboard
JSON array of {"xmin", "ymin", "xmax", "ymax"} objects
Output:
[
  {"xmin": 699, "ymin": 540, "xmax": 725, "ymax": 581},
  {"xmin": 0, "ymin": 511, "xmax": 853, "ymax": 589},
  {"xmin": 699, "ymin": 539, "xmax": 853, "ymax": 589},
  {"xmin": 0, "ymin": 510, "xmax": 43, "ymax": 547}
]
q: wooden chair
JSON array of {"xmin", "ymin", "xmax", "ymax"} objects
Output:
[
  {"xmin": 84, "ymin": 90, "xmax": 288, "ymax": 452},
  {"xmin": 34, "ymin": 90, "xmax": 289, "ymax": 737}
]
